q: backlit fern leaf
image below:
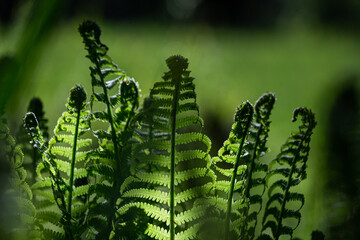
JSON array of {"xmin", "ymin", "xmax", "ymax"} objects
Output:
[
  {"xmin": 0, "ymin": 118, "xmax": 38, "ymax": 239},
  {"xmin": 207, "ymin": 101, "xmax": 253, "ymax": 240},
  {"xmin": 122, "ymin": 55, "xmax": 213, "ymax": 240},
  {"xmin": 25, "ymin": 85, "xmax": 91, "ymax": 240},
  {"xmin": 79, "ymin": 20, "xmax": 141, "ymax": 239},
  {"xmin": 258, "ymin": 107, "xmax": 316, "ymax": 240}
]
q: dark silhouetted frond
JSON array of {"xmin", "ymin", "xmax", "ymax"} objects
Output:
[{"xmin": 259, "ymin": 107, "xmax": 316, "ymax": 240}]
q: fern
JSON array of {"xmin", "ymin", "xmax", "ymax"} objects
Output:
[
  {"xmin": 25, "ymin": 85, "xmax": 91, "ymax": 239},
  {"xmin": 121, "ymin": 55, "xmax": 213, "ymax": 240},
  {"xmin": 258, "ymin": 107, "xmax": 316, "ymax": 240},
  {"xmin": 0, "ymin": 117, "xmax": 38, "ymax": 239},
  {"xmin": 17, "ymin": 97, "xmax": 49, "ymax": 185},
  {"xmin": 241, "ymin": 93, "xmax": 275, "ymax": 239},
  {"xmin": 79, "ymin": 20, "xmax": 140, "ymax": 239},
  {"xmin": 3, "ymin": 20, "xmax": 322, "ymax": 240},
  {"xmin": 207, "ymin": 101, "xmax": 253, "ymax": 240}
]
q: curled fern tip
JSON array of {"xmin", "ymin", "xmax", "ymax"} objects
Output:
[
  {"xmin": 254, "ymin": 92, "xmax": 275, "ymax": 121},
  {"xmin": 120, "ymin": 78, "xmax": 139, "ymax": 108},
  {"xmin": 24, "ymin": 112, "xmax": 39, "ymax": 129},
  {"xmin": 233, "ymin": 101, "xmax": 253, "ymax": 138},
  {"xmin": 69, "ymin": 84, "xmax": 87, "ymax": 111},
  {"xmin": 78, "ymin": 20, "xmax": 101, "ymax": 43},
  {"xmin": 166, "ymin": 55, "xmax": 189, "ymax": 75},
  {"xmin": 292, "ymin": 107, "xmax": 316, "ymax": 128}
]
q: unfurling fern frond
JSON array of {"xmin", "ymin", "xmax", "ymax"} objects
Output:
[
  {"xmin": 241, "ymin": 93, "xmax": 275, "ymax": 239},
  {"xmin": 207, "ymin": 101, "xmax": 253, "ymax": 240},
  {"xmin": 0, "ymin": 117, "xmax": 38, "ymax": 239},
  {"xmin": 122, "ymin": 55, "xmax": 213, "ymax": 240},
  {"xmin": 258, "ymin": 107, "xmax": 316, "ymax": 240},
  {"xmin": 79, "ymin": 20, "xmax": 140, "ymax": 239},
  {"xmin": 25, "ymin": 85, "xmax": 91, "ymax": 240},
  {"xmin": 17, "ymin": 97, "xmax": 49, "ymax": 185}
]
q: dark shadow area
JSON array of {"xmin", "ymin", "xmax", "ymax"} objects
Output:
[{"xmin": 325, "ymin": 76, "xmax": 360, "ymax": 240}]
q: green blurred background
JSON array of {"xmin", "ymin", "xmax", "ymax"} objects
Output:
[{"xmin": 1, "ymin": 0, "xmax": 360, "ymax": 239}]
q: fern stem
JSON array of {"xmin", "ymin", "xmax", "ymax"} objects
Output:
[
  {"xmin": 224, "ymin": 107, "xmax": 253, "ymax": 240},
  {"xmin": 31, "ymin": 147, "xmax": 37, "ymax": 185},
  {"xmin": 67, "ymin": 108, "xmax": 81, "ymax": 221},
  {"xmin": 97, "ymin": 65, "xmax": 123, "ymax": 235},
  {"xmin": 241, "ymin": 125, "xmax": 262, "ymax": 239},
  {"xmin": 224, "ymin": 139, "xmax": 244, "ymax": 240},
  {"xmin": 170, "ymin": 81, "xmax": 181, "ymax": 240}
]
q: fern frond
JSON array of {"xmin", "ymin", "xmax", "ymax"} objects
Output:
[
  {"xmin": 0, "ymin": 117, "xmax": 38, "ymax": 238},
  {"xmin": 208, "ymin": 101, "xmax": 253, "ymax": 240},
  {"xmin": 24, "ymin": 85, "xmax": 92, "ymax": 239},
  {"xmin": 79, "ymin": 20, "xmax": 141, "ymax": 239},
  {"xmin": 241, "ymin": 93, "xmax": 275, "ymax": 239},
  {"xmin": 259, "ymin": 107, "xmax": 316, "ymax": 240},
  {"xmin": 16, "ymin": 97, "xmax": 49, "ymax": 185},
  {"xmin": 124, "ymin": 55, "xmax": 213, "ymax": 240}
]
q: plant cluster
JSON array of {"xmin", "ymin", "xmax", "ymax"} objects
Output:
[{"xmin": 0, "ymin": 21, "xmax": 323, "ymax": 240}]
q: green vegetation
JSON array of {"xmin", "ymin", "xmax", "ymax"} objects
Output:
[{"xmin": 0, "ymin": 21, "xmax": 324, "ymax": 239}]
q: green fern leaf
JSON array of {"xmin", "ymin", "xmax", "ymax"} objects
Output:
[
  {"xmin": 0, "ymin": 117, "xmax": 38, "ymax": 239},
  {"xmin": 208, "ymin": 101, "xmax": 253, "ymax": 240},
  {"xmin": 24, "ymin": 85, "xmax": 91, "ymax": 239},
  {"xmin": 79, "ymin": 20, "xmax": 141, "ymax": 239},
  {"xmin": 259, "ymin": 107, "xmax": 316, "ymax": 240},
  {"xmin": 123, "ymin": 55, "xmax": 213, "ymax": 240}
]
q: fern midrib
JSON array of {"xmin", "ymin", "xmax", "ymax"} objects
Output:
[
  {"xmin": 170, "ymin": 80, "xmax": 181, "ymax": 240},
  {"xmin": 244, "ymin": 124, "xmax": 263, "ymax": 198},
  {"xmin": 95, "ymin": 62, "xmax": 123, "ymax": 236},
  {"xmin": 225, "ymin": 117, "xmax": 252, "ymax": 240},
  {"xmin": 274, "ymin": 127, "xmax": 310, "ymax": 240},
  {"xmin": 67, "ymin": 107, "xmax": 81, "ymax": 222},
  {"xmin": 241, "ymin": 124, "xmax": 263, "ymax": 239},
  {"xmin": 32, "ymin": 147, "xmax": 38, "ymax": 184}
]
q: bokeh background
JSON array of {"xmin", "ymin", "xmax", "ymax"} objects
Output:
[{"xmin": 1, "ymin": 0, "xmax": 360, "ymax": 239}]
